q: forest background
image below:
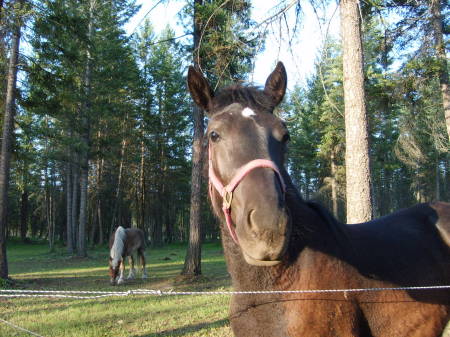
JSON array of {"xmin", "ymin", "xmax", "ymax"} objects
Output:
[{"xmin": 0, "ymin": 0, "xmax": 448, "ymax": 279}]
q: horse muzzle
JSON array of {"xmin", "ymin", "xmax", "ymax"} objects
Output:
[{"xmin": 238, "ymin": 207, "xmax": 291, "ymax": 266}]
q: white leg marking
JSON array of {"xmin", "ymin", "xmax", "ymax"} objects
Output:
[
  {"xmin": 117, "ymin": 269, "xmax": 125, "ymax": 284},
  {"xmin": 127, "ymin": 268, "xmax": 136, "ymax": 279}
]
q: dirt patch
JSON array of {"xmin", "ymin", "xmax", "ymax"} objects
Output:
[{"xmin": 174, "ymin": 274, "xmax": 211, "ymax": 285}]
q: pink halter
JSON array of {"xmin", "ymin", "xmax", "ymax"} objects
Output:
[{"xmin": 208, "ymin": 145, "xmax": 286, "ymax": 244}]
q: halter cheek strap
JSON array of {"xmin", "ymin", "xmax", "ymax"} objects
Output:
[{"xmin": 208, "ymin": 145, "xmax": 286, "ymax": 245}]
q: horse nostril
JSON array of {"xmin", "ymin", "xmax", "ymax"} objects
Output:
[{"xmin": 247, "ymin": 209, "xmax": 258, "ymax": 238}]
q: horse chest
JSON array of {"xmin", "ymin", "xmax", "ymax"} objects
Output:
[
  {"xmin": 229, "ymin": 249, "xmax": 363, "ymax": 337},
  {"xmin": 230, "ymin": 292, "xmax": 290, "ymax": 337},
  {"xmin": 280, "ymin": 249, "xmax": 363, "ymax": 336}
]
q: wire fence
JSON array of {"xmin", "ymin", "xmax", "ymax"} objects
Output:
[
  {"xmin": 1, "ymin": 284, "xmax": 450, "ymax": 300},
  {"xmin": 1, "ymin": 285, "xmax": 450, "ymax": 337},
  {"xmin": 0, "ymin": 317, "xmax": 45, "ymax": 337}
]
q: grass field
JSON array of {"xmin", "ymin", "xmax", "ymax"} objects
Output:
[
  {"xmin": 0, "ymin": 240, "xmax": 233, "ymax": 337},
  {"xmin": 3, "ymin": 241, "xmax": 450, "ymax": 337}
]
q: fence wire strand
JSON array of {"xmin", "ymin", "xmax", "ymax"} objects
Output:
[
  {"xmin": 0, "ymin": 318, "xmax": 44, "ymax": 337},
  {"xmin": 2, "ymin": 285, "xmax": 449, "ymax": 336},
  {"xmin": 1, "ymin": 285, "xmax": 450, "ymax": 300}
]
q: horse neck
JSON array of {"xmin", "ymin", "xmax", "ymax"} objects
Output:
[
  {"xmin": 217, "ymin": 172, "xmax": 352, "ymax": 290},
  {"xmin": 221, "ymin": 229, "xmax": 285, "ymax": 291},
  {"xmin": 111, "ymin": 227, "xmax": 126, "ymax": 262}
]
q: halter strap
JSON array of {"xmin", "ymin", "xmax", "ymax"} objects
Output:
[{"xmin": 208, "ymin": 145, "xmax": 286, "ymax": 244}]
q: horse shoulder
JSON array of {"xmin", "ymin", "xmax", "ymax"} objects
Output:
[{"xmin": 430, "ymin": 201, "xmax": 450, "ymax": 247}]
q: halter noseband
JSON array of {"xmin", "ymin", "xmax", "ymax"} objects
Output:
[{"xmin": 208, "ymin": 145, "xmax": 286, "ymax": 245}]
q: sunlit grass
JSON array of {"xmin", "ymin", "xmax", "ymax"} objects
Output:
[{"xmin": 1, "ymin": 240, "xmax": 233, "ymax": 337}]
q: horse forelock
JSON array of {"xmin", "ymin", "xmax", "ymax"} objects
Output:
[
  {"xmin": 110, "ymin": 226, "xmax": 126, "ymax": 268},
  {"xmin": 211, "ymin": 85, "xmax": 275, "ymax": 114}
]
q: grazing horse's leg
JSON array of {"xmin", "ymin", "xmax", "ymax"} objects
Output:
[
  {"xmin": 139, "ymin": 248, "xmax": 148, "ymax": 279},
  {"xmin": 117, "ymin": 258, "xmax": 126, "ymax": 285},
  {"xmin": 127, "ymin": 255, "xmax": 136, "ymax": 279}
]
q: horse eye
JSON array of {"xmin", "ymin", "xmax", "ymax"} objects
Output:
[
  {"xmin": 210, "ymin": 131, "xmax": 220, "ymax": 142},
  {"xmin": 282, "ymin": 133, "xmax": 290, "ymax": 143}
]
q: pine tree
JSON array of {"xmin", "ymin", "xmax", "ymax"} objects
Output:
[
  {"xmin": 26, "ymin": 0, "xmax": 140, "ymax": 251},
  {"xmin": 384, "ymin": 0, "xmax": 449, "ymax": 201},
  {"xmin": 133, "ymin": 23, "xmax": 192, "ymax": 245}
]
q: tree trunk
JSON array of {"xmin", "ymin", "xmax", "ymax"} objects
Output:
[
  {"xmin": 182, "ymin": 0, "xmax": 204, "ymax": 276},
  {"xmin": 97, "ymin": 158, "xmax": 104, "ymax": 245},
  {"xmin": 89, "ymin": 157, "xmax": 102, "ymax": 246},
  {"xmin": 45, "ymin": 164, "xmax": 54, "ymax": 252},
  {"xmin": 71, "ymin": 160, "xmax": 79, "ymax": 249},
  {"xmin": 138, "ymin": 138, "xmax": 146, "ymax": 232},
  {"xmin": 430, "ymin": 0, "xmax": 450, "ymax": 142},
  {"xmin": 435, "ymin": 156, "xmax": 440, "ymax": 201},
  {"xmin": 78, "ymin": 157, "xmax": 88, "ymax": 257},
  {"xmin": 77, "ymin": 0, "xmax": 94, "ymax": 258},
  {"xmin": 0, "ymin": 2, "xmax": 22, "ymax": 279},
  {"xmin": 340, "ymin": 0, "xmax": 373, "ymax": 223},
  {"xmin": 110, "ymin": 135, "xmax": 127, "ymax": 234},
  {"xmin": 153, "ymin": 189, "xmax": 163, "ymax": 245},
  {"xmin": 182, "ymin": 103, "xmax": 204, "ymax": 275},
  {"xmin": 20, "ymin": 190, "xmax": 28, "ymax": 242},
  {"xmin": 88, "ymin": 197, "xmax": 96, "ymax": 245},
  {"xmin": 48, "ymin": 191, "xmax": 55, "ymax": 252},
  {"xmin": 445, "ymin": 155, "xmax": 450, "ymax": 201},
  {"xmin": 66, "ymin": 160, "xmax": 74, "ymax": 253},
  {"xmin": 330, "ymin": 148, "xmax": 338, "ymax": 218},
  {"xmin": 0, "ymin": 0, "xmax": 6, "ymax": 97}
]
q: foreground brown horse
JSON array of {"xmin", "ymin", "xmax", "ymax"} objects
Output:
[
  {"xmin": 109, "ymin": 226, "xmax": 147, "ymax": 285},
  {"xmin": 187, "ymin": 62, "xmax": 450, "ymax": 337}
]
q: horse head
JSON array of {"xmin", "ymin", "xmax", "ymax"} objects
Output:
[
  {"xmin": 108, "ymin": 257, "xmax": 120, "ymax": 285},
  {"xmin": 187, "ymin": 62, "xmax": 291, "ymax": 266},
  {"xmin": 109, "ymin": 226, "xmax": 126, "ymax": 285}
]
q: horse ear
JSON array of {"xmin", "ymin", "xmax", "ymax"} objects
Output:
[
  {"xmin": 264, "ymin": 61, "xmax": 287, "ymax": 107},
  {"xmin": 187, "ymin": 66, "xmax": 214, "ymax": 113}
]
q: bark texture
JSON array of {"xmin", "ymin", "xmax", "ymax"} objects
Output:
[
  {"xmin": 182, "ymin": 0, "xmax": 204, "ymax": 276},
  {"xmin": 340, "ymin": 0, "xmax": 373, "ymax": 223},
  {"xmin": 0, "ymin": 3, "xmax": 22, "ymax": 278}
]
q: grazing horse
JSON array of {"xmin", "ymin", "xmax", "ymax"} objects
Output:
[
  {"xmin": 187, "ymin": 62, "xmax": 450, "ymax": 337},
  {"xmin": 109, "ymin": 226, "xmax": 148, "ymax": 285}
]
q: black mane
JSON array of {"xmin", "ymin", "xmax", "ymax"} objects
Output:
[{"xmin": 211, "ymin": 85, "xmax": 276, "ymax": 114}]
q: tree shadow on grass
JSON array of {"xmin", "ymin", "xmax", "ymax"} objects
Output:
[{"xmin": 134, "ymin": 318, "xmax": 230, "ymax": 337}]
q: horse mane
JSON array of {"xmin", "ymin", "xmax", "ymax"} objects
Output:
[
  {"xmin": 110, "ymin": 226, "xmax": 126, "ymax": 268},
  {"xmin": 211, "ymin": 85, "xmax": 276, "ymax": 113},
  {"xmin": 304, "ymin": 200, "xmax": 356, "ymax": 257},
  {"xmin": 283, "ymin": 179, "xmax": 357, "ymax": 266}
]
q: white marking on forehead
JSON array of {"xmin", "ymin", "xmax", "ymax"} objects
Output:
[{"xmin": 242, "ymin": 107, "xmax": 255, "ymax": 117}]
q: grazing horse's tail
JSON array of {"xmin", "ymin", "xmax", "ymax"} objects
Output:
[{"xmin": 110, "ymin": 226, "xmax": 126, "ymax": 268}]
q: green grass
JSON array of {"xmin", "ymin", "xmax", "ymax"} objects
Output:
[{"xmin": 1, "ymin": 240, "xmax": 233, "ymax": 337}]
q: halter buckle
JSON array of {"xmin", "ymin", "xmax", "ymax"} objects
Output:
[{"xmin": 223, "ymin": 190, "xmax": 233, "ymax": 209}]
